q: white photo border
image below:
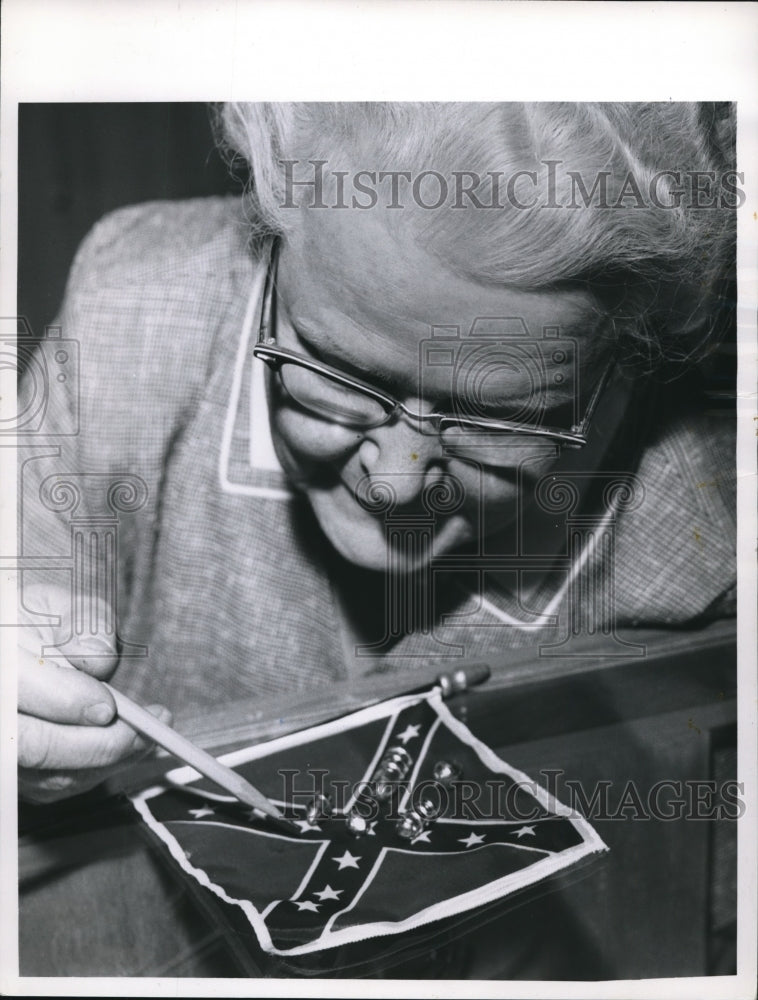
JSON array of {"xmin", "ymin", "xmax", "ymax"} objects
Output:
[{"xmin": 1, "ymin": 2, "xmax": 756, "ymax": 998}]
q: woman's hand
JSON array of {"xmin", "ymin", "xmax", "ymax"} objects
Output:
[{"xmin": 17, "ymin": 586, "xmax": 171, "ymax": 803}]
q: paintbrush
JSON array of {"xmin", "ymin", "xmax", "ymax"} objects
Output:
[{"xmin": 104, "ymin": 683, "xmax": 298, "ymax": 831}]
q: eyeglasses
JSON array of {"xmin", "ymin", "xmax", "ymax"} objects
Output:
[{"xmin": 253, "ymin": 239, "xmax": 614, "ymax": 465}]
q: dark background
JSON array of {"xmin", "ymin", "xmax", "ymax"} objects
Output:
[{"xmin": 18, "ymin": 103, "xmax": 243, "ymax": 336}]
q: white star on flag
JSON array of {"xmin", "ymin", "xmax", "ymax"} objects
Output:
[
  {"xmin": 293, "ymin": 900, "xmax": 320, "ymax": 912},
  {"xmin": 313, "ymin": 884, "xmax": 343, "ymax": 901},
  {"xmin": 333, "ymin": 849, "xmax": 361, "ymax": 870},
  {"xmin": 513, "ymin": 825, "xmax": 536, "ymax": 838},
  {"xmin": 188, "ymin": 805, "xmax": 215, "ymax": 819},
  {"xmin": 396, "ymin": 723, "xmax": 421, "ymax": 744},
  {"xmin": 459, "ymin": 831, "xmax": 486, "ymax": 848},
  {"xmin": 411, "ymin": 830, "xmax": 432, "ymax": 844},
  {"xmin": 294, "ymin": 818, "xmax": 322, "ymax": 833},
  {"xmin": 366, "ymin": 821, "xmax": 377, "ymax": 836}
]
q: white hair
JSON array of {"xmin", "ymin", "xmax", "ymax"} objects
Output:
[{"xmin": 212, "ymin": 102, "xmax": 736, "ymax": 368}]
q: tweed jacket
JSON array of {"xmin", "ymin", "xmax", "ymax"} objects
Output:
[{"xmin": 18, "ymin": 197, "xmax": 737, "ymax": 723}]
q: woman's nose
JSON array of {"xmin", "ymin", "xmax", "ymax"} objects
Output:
[{"xmin": 357, "ymin": 413, "xmax": 446, "ymax": 505}]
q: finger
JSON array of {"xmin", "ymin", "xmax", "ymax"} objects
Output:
[
  {"xmin": 18, "ymin": 586, "xmax": 119, "ymax": 679},
  {"xmin": 17, "ymin": 705, "xmax": 172, "ymax": 803},
  {"xmin": 18, "ymin": 771, "xmax": 101, "ymax": 804},
  {"xmin": 63, "ymin": 633, "xmax": 120, "ymax": 679},
  {"xmin": 143, "ymin": 703, "xmax": 173, "ymax": 729},
  {"xmin": 18, "ymin": 713, "xmax": 150, "ymax": 771},
  {"xmin": 17, "ymin": 761, "xmax": 137, "ymax": 803},
  {"xmin": 18, "ymin": 653, "xmax": 116, "ymax": 726},
  {"xmin": 17, "ymin": 703, "xmax": 173, "ymax": 771},
  {"xmin": 18, "ymin": 748, "xmax": 152, "ymax": 804}
]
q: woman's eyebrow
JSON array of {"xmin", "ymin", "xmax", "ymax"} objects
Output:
[
  {"xmin": 288, "ymin": 306, "xmax": 587, "ymax": 409},
  {"xmin": 285, "ymin": 312, "xmax": 412, "ymax": 393}
]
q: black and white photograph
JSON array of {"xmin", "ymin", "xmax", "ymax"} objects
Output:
[{"xmin": 2, "ymin": 2, "xmax": 756, "ymax": 996}]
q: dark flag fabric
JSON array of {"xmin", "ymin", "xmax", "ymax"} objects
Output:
[{"xmin": 132, "ymin": 689, "xmax": 606, "ymax": 958}]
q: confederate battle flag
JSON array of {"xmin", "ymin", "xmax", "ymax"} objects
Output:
[{"xmin": 132, "ymin": 689, "xmax": 606, "ymax": 960}]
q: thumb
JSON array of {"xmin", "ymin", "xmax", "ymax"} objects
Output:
[
  {"xmin": 65, "ymin": 630, "xmax": 120, "ymax": 679},
  {"xmin": 20, "ymin": 584, "xmax": 119, "ymax": 679}
]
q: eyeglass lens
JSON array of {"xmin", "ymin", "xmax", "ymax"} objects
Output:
[
  {"xmin": 279, "ymin": 362, "xmax": 391, "ymax": 427},
  {"xmin": 276, "ymin": 362, "xmax": 563, "ymax": 463}
]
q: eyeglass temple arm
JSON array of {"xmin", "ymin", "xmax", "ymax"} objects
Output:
[
  {"xmin": 573, "ymin": 358, "xmax": 616, "ymax": 436},
  {"xmin": 259, "ymin": 240, "xmax": 280, "ymax": 343}
]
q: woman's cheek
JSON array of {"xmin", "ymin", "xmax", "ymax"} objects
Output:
[{"xmin": 271, "ymin": 404, "xmax": 362, "ymax": 465}]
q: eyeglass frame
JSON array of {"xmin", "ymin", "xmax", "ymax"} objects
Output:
[{"xmin": 253, "ymin": 238, "xmax": 614, "ymax": 450}]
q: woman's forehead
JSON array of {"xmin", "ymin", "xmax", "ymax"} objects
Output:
[{"xmin": 279, "ymin": 206, "xmax": 606, "ymax": 366}]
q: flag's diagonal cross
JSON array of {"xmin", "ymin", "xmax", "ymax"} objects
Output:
[
  {"xmin": 140, "ymin": 692, "xmax": 601, "ymax": 959},
  {"xmin": 254, "ymin": 702, "xmax": 577, "ymax": 950}
]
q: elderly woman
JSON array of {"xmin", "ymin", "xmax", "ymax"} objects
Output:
[
  {"xmin": 17, "ymin": 103, "xmax": 737, "ymax": 975},
  {"xmin": 19, "ymin": 101, "xmax": 736, "ymax": 796}
]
